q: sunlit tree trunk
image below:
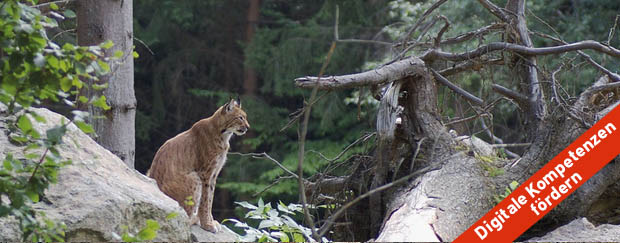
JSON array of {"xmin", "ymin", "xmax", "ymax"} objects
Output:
[{"xmin": 77, "ymin": 0, "xmax": 136, "ymax": 168}]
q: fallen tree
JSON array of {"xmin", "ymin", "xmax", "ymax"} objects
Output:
[{"xmin": 290, "ymin": 0, "xmax": 620, "ymax": 241}]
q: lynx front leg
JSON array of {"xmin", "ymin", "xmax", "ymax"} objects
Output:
[
  {"xmin": 198, "ymin": 180, "xmax": 220, "ymax": 233},
  {"xmin": 161, "ymin": 172, "xmax": 202, "ymax": 225}
]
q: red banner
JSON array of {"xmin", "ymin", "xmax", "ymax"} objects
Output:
[{"xmin": 454, "ymin": 104, "xmax": 620, "ymax": 243}]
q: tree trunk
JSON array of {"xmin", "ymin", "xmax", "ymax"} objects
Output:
[
  {"xmin": 243, "ymin": 0, "xmax": 260, "ymax": 96},
  {"xmin": 77, "ymin": 0, "xmax": 136, "ymax": 168}
]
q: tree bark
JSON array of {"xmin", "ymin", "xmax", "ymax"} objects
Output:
[
  {"xmin": 77, "ymin": 0, "xmax": 136, "ymax": 168},
  {"xmin": 243, "ymin": 0, "xmax": 260, "ymax": 95}
]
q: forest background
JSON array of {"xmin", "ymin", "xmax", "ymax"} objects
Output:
[
  {"xmin": 126, "ymin": 0, "xmax": 619, "ymax": 226},
  {"xmin": 2, "ymin": 0, "xmax": 619, "ymax": 241}
]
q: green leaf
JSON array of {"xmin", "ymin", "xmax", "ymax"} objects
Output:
[
  {"xmin": 3, "ymin": 160, "xmax": 13, "ymax": 171},
  {"xmin": 78, "ymin": 96, "xmax": 89, "ymax": 104},
  {"xmin": 258, "ymin": 219, "xmax": 278, "ymax": 229},
  {"xmin": 113, "ymin": 50, "xmax": 124, "ymax": 58},
  {"xmin": 132, "ymin": 51, "xmax": 139, "ymax": 58},
  {"xmin": 97, "ymin": 60, "xmax": 110, "ymax": 72},
  {"xmin": 91, "ymin": 95, "xmax": 111, "ymax": 110},
  {"xmin": 46, "ymin": 125, "xmax": 67, "ymax": 145},
  {"xmin": 509, "ymin": 180, "xmax": 519, "ymax": 190},
  {"xmin": 74, "ymin": 121, "xmax": 95, "ymax": 134},
  {"xmin": 101, "ymin": 40, "xmax": 114, "ymax": 49},
  {"xmin": 137, "ymin": 228, "xmax": 156, "ymax": 241},
  {"xmin": 146, "ymin": 219, "xmax": 160, "ymax": 231},
  {"xmin": 92, "ymin": 83, "xmax": 108, "ymax": 91},
  {"xmin": 49, "ymin": 2, "xmax": 59, "ymax": 10},
  {"xmin": 293, "ymin": 233, "xmax": 305, "ymax": 242},
  {"xmin": 26, "ymin": 189, "xmax": 40, "ymax": 203},
  {"xmin": 235, "ymin": 201, "xmax": 258, "ymax": 210},
  {"xmin": 63, "ymin": 9, "xmax": 76, "ymax": 18},
  {"xmin": 279, "ymin": 232, "xmax": 290, "ymax": 242},
  {"xmin": 62, "ymin": 43, "xmax": 75, "ymax": 51},
  {"xmin": 60, "ymin": 77, "xmax": 72, "ymax": 92},
  {"xmin": 165, "ymin": 212, "xmax": 179, "ymax": 220},
  {"xmin": 31, "ymin": 112, "xmax": 47, "ymax": 123},
  {"xmin": 18, "ymin": 115, "xmax": 33, "ymax": 133},
  {"xmin": 25, "ymin": 153, "xmax": 39, "ymax": 160},
  {"xmin": 47, "ymin": 55, "xmax": 59, "ymax": 69}
]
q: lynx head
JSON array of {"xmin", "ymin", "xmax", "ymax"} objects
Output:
[{"xmin": 220, "ymin": 97, "xmax": 250, "ymax": 136}]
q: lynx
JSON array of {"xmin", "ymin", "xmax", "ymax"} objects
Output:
[{"xmin": 147, "ymin": 98, "xmax": 250, "ymax": 233}]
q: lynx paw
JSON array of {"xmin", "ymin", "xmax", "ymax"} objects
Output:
[
  {"xmin": 201, "ymin": 220, "xmax": 221, "ymax": 233},
  {"xmin": 189, "ymin": 215, "xmax": 200, "ymax": 225}
]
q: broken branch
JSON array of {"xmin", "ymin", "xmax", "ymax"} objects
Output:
[
  {"xmin": 491, "ymin": 83, "xmax": 528, "ymax": 105},
  {"xmin": 295, "ymin": 57, "xmax": 426, "ymax": 90}
]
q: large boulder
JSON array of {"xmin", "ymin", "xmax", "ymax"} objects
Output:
[
  {"xmin": 0, "ymin": 107, "xmax": 238, "ymax": 242},
  {"xmin": 527, "ymin": 217, "xmax": 620, "ymax": 242}
]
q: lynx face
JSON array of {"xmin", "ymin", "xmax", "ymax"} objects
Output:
[{"xmin": 221, "ymin": 99, "xmax": 250, "ymax": 136}]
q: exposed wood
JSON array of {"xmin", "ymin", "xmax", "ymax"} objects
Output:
[{"xmin": 295, "ymin": 57, "xmax": 426, "ymax": 90}]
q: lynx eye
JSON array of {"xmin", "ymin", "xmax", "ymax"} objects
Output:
[{"xmin": 238, "ymin": 116, "xmax": 244, "ymax": 120}]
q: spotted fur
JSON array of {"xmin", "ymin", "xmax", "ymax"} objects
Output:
[{"xmin": 147, "ymin": 99, "xmax": 249, "ymax": 233}]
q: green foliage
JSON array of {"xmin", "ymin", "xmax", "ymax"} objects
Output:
[
  {"xmin": 0, "ymin": 0, "xmax": 111, "ymax": 241},
  {"xmin": 226, "ymin": 199, "xmax": 328, "ymax": 242},
  {"xmin": 116, "ymin": 219, "xmax": 161, "ymax": 242},
  {"xmin": 494, "ymin": 181, "xmax": 520, "ymax": 204}
]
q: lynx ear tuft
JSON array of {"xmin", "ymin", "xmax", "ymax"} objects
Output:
[
  {"xmin": 224, "ymin": 96, "xmax": 241, "ymax": 112},
  {"xmin": 235, "ymin": 96, "xmax": 242, "ymax": 108}
]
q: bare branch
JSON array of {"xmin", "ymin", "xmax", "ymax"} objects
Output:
[
  {"xmin": 33, "ymin": 0, "xmax": 73, "ymax": 12},
  {"xmin": 490, "ymin": 143, "xmax": 531, "ymax": 148},
  {"xmin": 441, "ymin": 23, "xmax": 505, "ymax": 45},
  {"xmin": 400, "ymin": 0, "xmax": 449, "ymax": 46},
  {"xmin": 229, "ymin": 152, "xmax": 300, "ymax": 180},
  {"xmin": 398, "ymin": 23, "xmax": 505, "ymax": 48},
  {"xmin": 422, "ymin": 40, "xmax": 620, "ymax": 62},
  {"xmin": 584, "ymin": 80, "xmax": 620, "ymax": 95},
  {"xmin": 312, "ymin": 132, "xmax": 375, "ymax": 164},
  {"xmin": 438, "ymin": 58, "xmax": 504, "ymax": 76},
  {"xmin": 607, "ymin": 15, "xmax": 619, "ymax": 45},
  {"xmin": 295, "ymin": 57, "xmax": 426, "ymax": 90},
  {"xmin": 532, "ymin": 31, "xmax": 620, "ymax": 81},
  {"xmin": 491, "ymin": 83, "xmax": 528, "ymax": 105},
  {"xmin": 550, "ymin": 63, "xmax": 568, "ymax": 106},
  {"xmin": 337, "ymin": 39, "xmax": 392, "ymax": 45},
  {"xmin": 479, "ymin": 117, "xmax": 520, "ymax": 159},
  {"xmin": 317, "ymin": 164, "xmax": 441, "ymax": 238},
  {"xmin": 433, "ymin": 15, "xmax": 451, "ymax": 48},
  {"xmin": 431, "ymin": 69, "xmax": 484, "ymax": 106},
  {"xmin": 476, "ymin": 0, "xmax": 510, "ymax": 22},
  {"xmin": 445, "ymin": 113, "xmax": 490, "ymax": 126}
]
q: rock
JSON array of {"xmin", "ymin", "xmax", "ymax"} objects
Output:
[
  {"xmin": 191, "ymin": 225, "xmax": 239, "ymax": 242},
  {"xmin": 0, "ymin": 107, "xmax": 237, "ymax": 242},
  {"xmin": 527, "ymin": 217, "xmax": 620, "ymax": 242}
]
